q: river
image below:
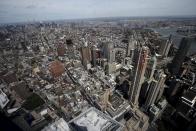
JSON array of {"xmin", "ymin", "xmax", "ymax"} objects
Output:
[{"xmin": 152, "ymin": 27, "xmax": 196, "ymax": 55}]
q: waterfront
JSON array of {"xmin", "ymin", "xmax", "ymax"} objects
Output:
[{"xmin": 153, "ymin": 27, "xmax": 196, "ymax": 55}]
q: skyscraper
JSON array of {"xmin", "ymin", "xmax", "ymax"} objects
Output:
[
  {"xmin": 139, "ymin": 56, "xmax": 157, "ymax": 106},
  {"xmin": 57, "ymin": 43, "xmax": 65, "ymax": 56},
  {"xmin": 127, "ymin": 36, "xmax": 136, "ymax": 57},
  {"xmin": 154, "ymin": 71, "xmax": 167, "ymax": 103},
  {"xmin": 81, "ymin": 46, "xmax": 92, "ymax": 69},
  {"xmin": 144, "ymin": 80, "xmax": 158, "ymax": 109},
  {"xmin": 144, "ymin": 70, "xmax": 166, "ymax": 110},
  {"xmin": 129, "ymin": 45, "xmax": 149, "ymax": 107},
  {"xmin": 91, "ymin": 46, "xmax": 97, "ymax": 67},
  {"xmin": 145, "ymin": 56, "xmax": 157, "ymax": 80},
  {"xmin": 170, "ymin": 37, "xmax": 191, "ymax": 75},
  {"xmin": 103, "ymin": 42, "xmax": 114, "ymax": 63},
  {"xmin": 159, "ymin": 35, "xmax": 172, "ymax": 58}
]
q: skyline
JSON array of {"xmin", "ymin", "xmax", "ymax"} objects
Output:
[
  {"xmin": 0, "ymin": 2, "xmax": 196, "ymax": 131},
  {"xmin": 1, "ymin": 0, "xmax": 196, "ymax": 23}
]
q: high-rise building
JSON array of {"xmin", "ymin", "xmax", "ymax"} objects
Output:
[
  {"xmin": 144, "ymin": 80, "xmax": 157, "ymax": 110},
  {"xmin": 159, "ymin": 35, "xmax": 172, "ymax": 58},
  {"xmin": 81, "ymin": 46, "xmax": 92, "ymax": 68},
  {"xmin": 91, "ymin": 46, "xmax": 99, "ymax": 67},
  {"xmin": 166, "ymin": 79, "xmax": 181, "ymax": 99},
  {"xmin": 127, "ymin": 36, "xmax": 136, "ymax": 57},
  {"xmin": 125, "ymin": 108, "xmax": 149, "ymax": 131},
  {"xmin": 103, "ymin": 42, "xmax": 114, "ymax": 63},
  {"xmin": 91, "ymin": 47, "xmax": 96, "ymax": 66},
  {"xmin": 129, "ymin": 48, "xmax": 135, "ymax": 65},
  {"xmin": 155, "ymin": 72, "xmax": 167, "ymax": 103},
  {"xmin": 170, "ymin": 37, "xmax": 191, "ymax": 75},
  {"xmin": 139, "ymin": 55, "xmax": 157, "ymax": 106},
  {"xmin": 145, "ymin": 56, "xmax": 157, "ymax": 80},
  {"xmin": 144, "ymin": 70, "xmax": 166, "ymax": 110},
  {"xmin": 57, "ymin": 43, "xmax": 65, "ymax": 56},
  {"xmin": 129, "ymin": 45, "xmax": 149, "ymax": 107}
]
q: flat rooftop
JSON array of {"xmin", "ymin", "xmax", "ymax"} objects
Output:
[
  {"xmin": 42, "ymin": 118, "xmax": 70, "ymax": 131},
  {"xmin": 69, "ymin": 107, "xmax": 123, "ymax": 131},
  {"xmin": 182, "ymin": 91, "xmax": 196, "ymax": 102}
]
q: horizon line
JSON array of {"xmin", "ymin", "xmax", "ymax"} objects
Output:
[{"xmin": 1, "ymin": 14, "xmax": 196, "ymax": 25}]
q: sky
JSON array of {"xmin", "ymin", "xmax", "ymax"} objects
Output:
[{"xmin": 0, "ymin": 0, "xmax": 196, "ymax": 23}]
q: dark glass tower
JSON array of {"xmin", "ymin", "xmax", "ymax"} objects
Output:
[{"xmin": 170, "ymin": 37, "xmax": 191, "ymax": 75}]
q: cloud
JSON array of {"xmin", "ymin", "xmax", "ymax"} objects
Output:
[
  {"xmin": 0, "ymin": 9, "xmax": 8, "ymax": 14},
  {"xmin": 26, "ymin": 5, "xmax": 37, "ymax": 9}
]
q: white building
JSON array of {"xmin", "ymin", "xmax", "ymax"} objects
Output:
[
  {"xmin": 0, "ymin": 89, "xmax": 9, "ymax": 109},
  {"xmin": 42, "ymin": 118, "xmax": 70, "ymax": 131},
  {"xmin": 69, "ymin": 107, "xmax": 124, "ymax": 131}
]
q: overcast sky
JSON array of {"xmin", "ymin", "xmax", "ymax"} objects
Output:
[{"xmin": 0, "ymin": 0, "xmax": 196, "ymax": 23}]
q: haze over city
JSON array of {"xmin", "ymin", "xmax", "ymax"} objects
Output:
[{"xmin": 0, "ymin": 0, "xmax": 196, "ymax": 23}]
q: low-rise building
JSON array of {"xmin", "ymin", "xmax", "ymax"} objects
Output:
[{"xmin": 69, "ymin": 107, "xmax": 124, "ymax": 131}]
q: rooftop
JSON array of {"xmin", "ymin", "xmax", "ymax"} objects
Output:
[
  {"xmin": 182, "ymin": 91, "xmax": 196, "ymax": 101},
  {"xmin": 106, "ymin": 92, "xmax": 130, "ymax": 119},
  {"xmin": 0, "ymin": 89, "xmax": 9, "ymax": 109},
  {"xmin": 42, "ymin": 118, "xmax": 70, "ymax": 131},
  {"xmin": 49, "ymin": 60, "xmax": 65, "ymax": 78},
  {"xmin": 69, "ymin": 107, "xmax": 123, "ymax": 131}
]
